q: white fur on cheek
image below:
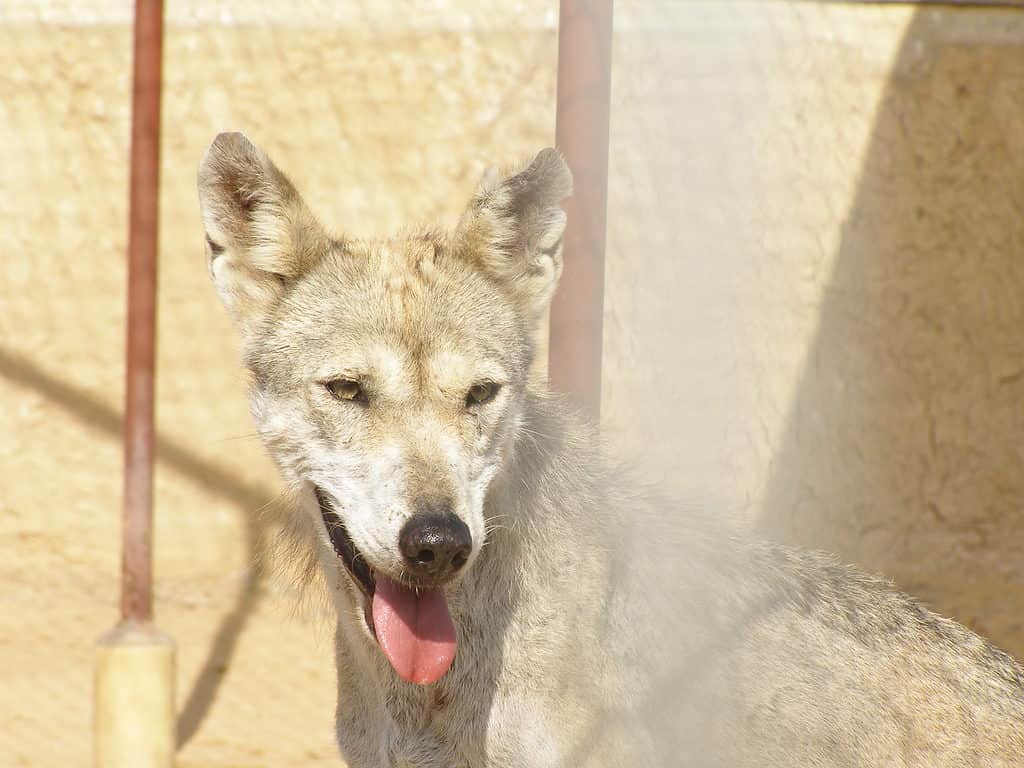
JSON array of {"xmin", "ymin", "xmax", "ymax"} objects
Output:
[
  {"xmin": 249, "ymin": 388, "xmax": 321, "ymax": 488},
  {"xmin": 251, "ymin": 387, "xmax": 411, "ymax": 573},
  {"xmin": 315, "ymin": 442, "xmax": 409, "ymax": 575},
  {"xmin": 438, "ymin": 430, "xmax": 489, "ymax": 553}
]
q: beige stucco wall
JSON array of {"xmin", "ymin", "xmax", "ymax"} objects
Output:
[
  {"xmin": 3, "ymin": 2, "xmax": 1023, "ymax": 765},
  {"xmin": 602, "ymin": 4, "xmax": 1024, "ymax": 653},
  {"xmin": 764, "ymin": 10, "xmax": 1024, "ymax": 646}
]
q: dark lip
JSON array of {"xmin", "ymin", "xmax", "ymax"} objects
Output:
[{"xmin": 314, "ymin": 486, "xmax": 376, "ymax": 598}]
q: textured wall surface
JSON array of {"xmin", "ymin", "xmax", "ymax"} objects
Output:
[
  {"xmin": 3, "ymin": 2, "xmax": 1024, "ymax": 766},
  {"xmin": 756, "ymin": 11, "xmax": 1024, "ymax": 647},
  {"xmin": 601, "ymin": 4, "xmax": 1024, "ymax": 652}
]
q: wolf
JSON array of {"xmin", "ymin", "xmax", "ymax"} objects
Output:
[{"xmin": 198, "ymin": 132, "xmax": 1024, "ymax": 767}]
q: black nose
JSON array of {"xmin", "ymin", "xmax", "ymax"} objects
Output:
[{"xmin": 399, "ymin": 511, "xmax": 472, "ymax": 582}]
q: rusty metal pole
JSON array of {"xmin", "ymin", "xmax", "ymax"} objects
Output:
[
  {"xmin": 549, "ymin": 0, "xmax": 614, "ymax": 419},
  {"xmin": 95, "ymin": 3, "xmax": 175, "ymax": 766},
  {"xmin": 121, "ymin": 0, "xmax": 163, "ymax": 625}
]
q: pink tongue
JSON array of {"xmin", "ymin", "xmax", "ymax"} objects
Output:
[{"xmin": 371, "ymin": 576, "xmax": 457, "ymax": 685}]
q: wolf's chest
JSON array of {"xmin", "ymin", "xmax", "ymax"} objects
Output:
[
  {"xmin": 379, "ymin": 690, "xmax": 560, "ymax": 768},
  {"xmin": 378, "ymin": 689, "xmax": 481, "ymax": 767}
]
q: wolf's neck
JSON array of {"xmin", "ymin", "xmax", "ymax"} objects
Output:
[
  {"xmin": 486, "ymin": 390, "xmax": 601, "ymax": 522},
  {"xmin": 481, "ymin": 387, "xmax": 745, "ymax": 613},
  {"xmin": 474, "ymin": 390, "xmax": 610, "ymax": 584}
]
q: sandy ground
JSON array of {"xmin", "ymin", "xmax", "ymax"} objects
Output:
[{"xmin": 5, "ymin": 2, "xmax": 1024, "ymax": 766}]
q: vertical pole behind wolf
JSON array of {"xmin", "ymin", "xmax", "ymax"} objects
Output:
[
  {"xmin": 549, "ymin": 0, "xmax": 614, "ymax": 419},
  {"xmin": 95, "ymin": 2, "xmax": 176, "ymax": 767}
]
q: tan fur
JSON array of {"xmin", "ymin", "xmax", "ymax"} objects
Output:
[{"xmin": 199, "ymin": 132, "xmax": 1024, "ymax": 767}]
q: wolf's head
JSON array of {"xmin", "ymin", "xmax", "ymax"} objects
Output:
[{"xmin": 198, "ymin": 132, "xmax": 571, "ymax": 685}]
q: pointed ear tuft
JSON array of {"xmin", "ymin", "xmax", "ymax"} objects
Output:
[
  {"xmin": 477, "ymin": 165, "xmax": 502, "ymax": 195},
  {"xmin": 455, "ymin": 148, "xmax": 573, "ymax": 317},
  {"xmin": 197, "ymin": 132, "xmax": 329, "ymax": 334}
]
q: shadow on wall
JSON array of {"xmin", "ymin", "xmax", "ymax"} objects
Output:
[
  {"xmin": 756, "ymin": 9, "xmax": 1024, "ymax": 657},
  {"xmin": 0, "ymin": 347, "xmax": 272, "ymax": 748}
]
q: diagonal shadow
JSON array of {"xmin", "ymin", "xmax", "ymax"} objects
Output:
[
  {"xmin": 0, "ymin": 346, "xmax": 277, "ymax": 748},
  {"xmin": 756, "ymin": 9, "xmax": 1024, "ymax": 656}
]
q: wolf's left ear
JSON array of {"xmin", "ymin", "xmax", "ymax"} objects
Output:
[
  {"xmin": 198, "ymin": 132, "xmax": 330, "ymax": 335},
  {"xmin": 454, "ymin": 148, "xmax": 573, "ymax": 317}
]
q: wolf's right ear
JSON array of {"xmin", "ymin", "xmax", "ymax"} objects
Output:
[{"xmin": 198, "ymin": 132, "xmax": 329, "ymax": 334}]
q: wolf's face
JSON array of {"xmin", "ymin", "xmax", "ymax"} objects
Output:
[{"xmin": 199, "ymin": 133, "xmax": 571, "ymax": 684}]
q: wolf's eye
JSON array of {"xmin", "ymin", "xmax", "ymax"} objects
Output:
[
  {"xmin": 325, "ymin": 378, "xmax": 365, "ymax": 403},
  {"xmin": 466, "ymin": 382, "xmax": 500, "ymax": 407}
]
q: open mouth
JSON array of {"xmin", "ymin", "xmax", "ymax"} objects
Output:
[
  {"xmin": 313, "ymin": 485, "xmax": 459, "ymax": 686},
  {"xmin": 314, "ymin": 486, "xmax": 375, "ymax": 598}
]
